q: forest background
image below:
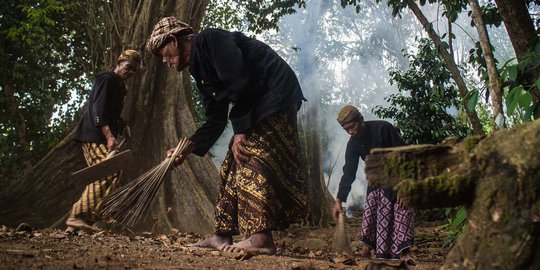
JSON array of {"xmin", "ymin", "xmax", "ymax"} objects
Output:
[{"xmin": 0, "ymin": 0, "xmax": 539, "ymax": 233}]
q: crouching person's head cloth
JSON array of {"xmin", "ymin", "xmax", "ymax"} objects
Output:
[
  {"xmin": 146, "ymin": 17, "xmax": 193, "ymax": 55},
  {"xmin": 117, "ymin": 49, "xmax": 141, "ymax": 65},
  {"xmin": 337, "ymin": 105, "xmax": 363, "ymax": 126}
]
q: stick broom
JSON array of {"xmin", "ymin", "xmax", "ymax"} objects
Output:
[{"xmin": 100, "ymin": 138, "xmax": 193, "ymax": 229}]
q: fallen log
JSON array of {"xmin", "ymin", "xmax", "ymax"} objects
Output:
[{"xmin": 365, "ymin": 119, "xmax": 540, "ymax": 269}]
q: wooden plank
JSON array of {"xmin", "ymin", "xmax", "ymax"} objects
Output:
[{"xmin": 71, "ymin": 150, "xmax": 133, "ymax": 184}]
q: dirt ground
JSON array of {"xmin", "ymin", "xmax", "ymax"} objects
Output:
[{"xmin": 0, "ymin": 215, "xmax": 449, "ymax": 270}]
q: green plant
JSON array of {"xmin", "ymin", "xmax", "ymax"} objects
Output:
[
  {"xmin": 373, "ymin": 38, "xmax": 472, "ymax": 145},
  {"xmin": 0, "ymin": 0, "xmax": 91, "ymax": 185},
  {"xmin": 466, "ymin": 33, "xmax": 540, "ymax": 125},
  {"xmin": 439, "ymin": 206, "xmax": 468, "ymax": 247}
]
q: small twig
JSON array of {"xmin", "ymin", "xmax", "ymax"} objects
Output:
[
  {"xmin": 126, "ymin": 0, "xmax": 143, "ymax": 42},
  {"xmin": 105, "ymin": 1, "xmax": 122, "ymax": 46}
]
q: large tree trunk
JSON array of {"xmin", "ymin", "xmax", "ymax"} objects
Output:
[
  {"xmin": 495, "ymin": 0, "xmax": 536, "ymax": 61},
  {"xmin": 0, "ymin": 0, "xmax": 219, "ymax": 234},
  {"xmin": 299, "ymin": 104, "xmax": 333, "ymax": 227},
  {"xmin": 365, "ymin": 119, "xmax": 540, "ymax": 269},
  {"xmin": 296, "ymin": 1, "xmax": 333, "ymax": 227},
  {"xmin": 407, "ymin": 0, "xmax": 485, "ymax": 135},
  {"xmin": 495, "ymin": 0, "xmax": 540, "ymax": 102}
]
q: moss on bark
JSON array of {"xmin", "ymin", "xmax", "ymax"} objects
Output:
[{"xmin": 366, "ymin": 120, "xmax": 540, "ymax": 269}]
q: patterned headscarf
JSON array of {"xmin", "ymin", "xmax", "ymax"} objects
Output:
[
  {"xmin": 146, "ymin": 17, "xmax": 194, "ymax": 55},
  {"xmin": 117, "ymin": 49, "xmax": 141, "ymax": 65},
  {"xmin": 337, "ymin": 105, "xmax": 363, "ymax": 126}
]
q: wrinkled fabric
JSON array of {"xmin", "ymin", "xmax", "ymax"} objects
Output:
[
  {"xmin": 69, "ymin": 143, "xmax": 121, "ymax": 223},
  {"xmin": 146, "ymin": 16, "xmax": 193, "ymax": 55},
  {"xmin": 117, "ymin": 49, "xmax": 141, "ymax": 65},
  {"xmin": 360, "ymin": 189, "xmax": 415, "ymax": 259},
  {"xmin": 214, "ymin": 109, "xmax": 309, "ymax": 236},
  {"xmin": 337, "ymin": 105, "xmax": 362, "ymax": 125}
]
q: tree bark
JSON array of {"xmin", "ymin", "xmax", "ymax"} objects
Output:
[
  {"xmin": 296, "ymin": 1, "xmax": 334, "ymax": 227},
  {"xmin": 365, "ymin": 119, "xmax": 540, "ymax": 269},
  {"xmin": 0, "ymin": 0, "xmax": 219, "ymax": 234},
  {"xmin": 494, "ymin": 0, "xmax": 536, "ymax": 60},
  {"xmin": 494, "ymin": 0, "xmax": 540, "ymax": 102},
  {"xmin": 407, "ymin": 0, "xmax": 485, "ymax": 135},
  {"xmin": 447, "ymin": 17, "xmax": 454, "ymax": 58},
  {"xmin": 300, "ymin": 104, "xmax": 333, "ymax": 227},
  {"xmin": 3, "ymin": 83, "xmax": 32, "ymax": 172},
  {"xmin": 469, "ymin": 0, "xmax": 504, "ymax": 129}
]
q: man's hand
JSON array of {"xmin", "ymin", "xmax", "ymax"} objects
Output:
[
  {"xmin": 231, "ymin": 134, "xmax": 255, "ymax": 165},
  {"xmin": 333, "ymin": 199, "xmax": 343, "ymax": 221},
  {"xmin": 101, "ymin": 125, "xmax": 117, "ymax": 152},
  {"xmin": 397, "ymin": 195, "xmax": 410, "ymax": 209},
  {"xmin": 106, "ymin": 135, "xmax": 118, "ymax": 152},
  {"xmin": 167, "ymin": 148, "xmax": 186, "ymax": 167}
]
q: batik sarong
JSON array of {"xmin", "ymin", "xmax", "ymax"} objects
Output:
[
  {"xmin": 69, "ymin": 142, "xmax": 121, "ymax": 223},
  {"xmin": 360, "ymin": 188, "xmax": 415, "ymax": 259},
  {"xmin": 215, "ymin": 108, "xmax": 309, "ymax": 237}
]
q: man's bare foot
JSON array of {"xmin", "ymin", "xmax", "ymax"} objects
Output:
[
  {"xmin": 64, "ymin": 226, "xmax": 78, "ymax": 234},
  {"xmin": 220, "ymin": 231, "xmax": 276, "ymax": 255},
  {"xmin": 399, "ymin": 248, "xmax": 416, "ymax": 268},
  {"xmin": 187, "ymin": 234, "xmax": 232, "ymax": 250},
  {"xmin": 65, "ymin": 218, "xmax": 101, "ymax": 232},
  {"xmin": 358, "ymin": 245, "xmax": 372, "ymax": 258}
]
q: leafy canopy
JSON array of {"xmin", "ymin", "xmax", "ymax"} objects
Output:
[
  {"xmin": 0, "ymin": 0, "xmax": 91, "ymax": 184},
  {"xmin": 373, "ymin": 38, "xmax": 472, "ymax": 144}
]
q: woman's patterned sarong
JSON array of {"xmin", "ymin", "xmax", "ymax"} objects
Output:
[
  {"xmin": 215, "ymin": 108, "xmax": 309, "ymax": 237},
  {"xmin": 69, "ymin": 142, "xmax": 121, "ymax": 223},
  {"xmin": 360, "ymin": 188, "xmax": 415, "ymax": 259}
]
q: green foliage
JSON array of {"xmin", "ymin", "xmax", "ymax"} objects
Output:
[
  {"xmin": 204, "ymin": 0, "xmax": 305, "ymax": 34},
  {"xmin": 339, "ymin": 0, "xmax": 407, "ymax": 17},
  {"xmin": 471, "ymin": 2, "xmax": 502, "ymax": 27},
  {"xmin": 438, "ymin": 0, "xmax": 467, "ymax": 23},
  {"xmin": 373, "ymin": 38, "xmax": 472, "ymax": 144},
  {"xmin": 465, "ymin": 89, "xmax": 479, "ymax": 112},
  {"xmin": 341, "ymin": 0, "xmax": 468, "ymax": 19},
  {"xmin": 503, "ymin": 40, "xmax": 540, "ymax": 122},
  {"xmin": 469, "ymin": 32, "xmax": 540, "ymax": 124},
  {"xmin": 439, "ymin": 206, "xmax": 468, "ymax": 247},
  {"xmin": 0, "ymin": 0, "xmax": 91, "ymax": 185},
  {"xmin": 474, "ymin": 102, "xmax": 496, "ymax": 133},
  {"xmin": 506, "ymin": 86, "xmax": 531, "ymax": 115},
  {"xmin": 245, "ymin": 0, "xmax": 306, "ymax": 34},
  {"xmin": 202, "ymin": 0, "xmax": 248, "ymax": 31},
  {"xmin": 468, "ymin": 41, "xmax": 489, "ymax": 76}
]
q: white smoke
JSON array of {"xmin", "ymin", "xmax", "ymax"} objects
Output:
[{"xmin": 206, "ymin": 0, "xmax": 516, "ymax": 210}]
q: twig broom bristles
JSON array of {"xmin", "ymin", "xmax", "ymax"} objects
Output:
[
  {"xmin": 333, "ymin": 212, "xmax": 353, "ymax": 256},
  {"xmin": 100, "ymin": 138, "xmax": 193, "ymax": 229}
]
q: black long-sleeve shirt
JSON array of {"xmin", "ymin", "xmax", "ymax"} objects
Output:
[
  {"xmin": 337, "ymin": 120, "xmax": 404, "ymax": 202},
  {"xmin": 188, "ymin": 29, "xmax": 305, "ymax": 156},
  {"xmin": 74, "ymin": 72, "xmax": 126, "ymax": 143}
]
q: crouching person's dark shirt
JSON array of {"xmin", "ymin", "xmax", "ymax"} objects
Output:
[
  {"xmin": 74, "ymin": 72, "xmax": 126, "ymax": 143},
  {"xmin": 188, "ymin": 28, "xmax": 305, "ymax": 156},
  {"xmin": 336, "ymin": 120, "xmax": 404, "ymax": 203}
]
